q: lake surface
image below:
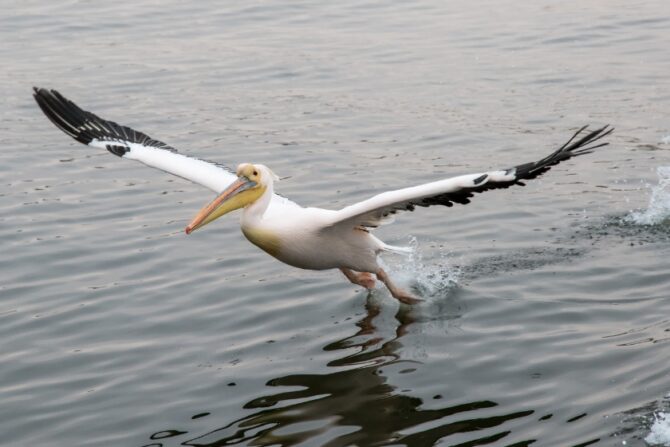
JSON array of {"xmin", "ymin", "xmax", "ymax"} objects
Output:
[{"xmin": 2, "ymin": 1, "xmax": 670, "ymax": 446}]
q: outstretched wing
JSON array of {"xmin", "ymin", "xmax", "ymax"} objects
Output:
[
  {"xmin": 33, "ymin": 87, "xmax": 238, "ymax": 193},
  {"xmin": 322, "ymin": 125, "xmax": 613, "ymax": 231}
]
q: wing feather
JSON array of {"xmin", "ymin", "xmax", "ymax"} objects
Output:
[
  {"xmin": 322, "ymin": 125, "xmax": 613, "ymax": 231},
  {"xmin": 33, "ymin": 87, "xmax": 238, "ymax": 193}
]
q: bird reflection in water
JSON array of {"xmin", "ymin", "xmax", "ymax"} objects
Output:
[{"xmin": 145, "ymin": 298, "xmax": 534, "ymax": 447}]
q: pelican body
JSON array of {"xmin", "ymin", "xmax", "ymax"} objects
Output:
[
  {"xmin": 186, "ymin": 163, "xmax": 385, "ymax": 272},
  {"xmin": 33, "ymin": 88, "xmax": 612, "ymax": 304}
]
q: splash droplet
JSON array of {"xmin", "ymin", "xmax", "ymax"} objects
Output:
[
  {"xmin": 645, "ymin": 412, "xmax": 670, "ymax": 445},
  {"xmin": 627, "ymin": 167, "xmax": 670, "ymax": 225},
  {"xmin": 384, "ymin": 236, "xmax": 460, "ymax": 298}
]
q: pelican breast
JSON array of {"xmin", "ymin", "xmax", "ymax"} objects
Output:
[{"xmin": 241, "ymin": 226, "xmax": 282, "ymax": 258}]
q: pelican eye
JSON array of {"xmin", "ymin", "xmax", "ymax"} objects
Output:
[{"xmin": 253, "ymin": 170, "xmax": 258, "ymax": 176}]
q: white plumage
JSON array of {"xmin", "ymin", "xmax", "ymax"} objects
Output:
[{"xmin": 33, "ymin": 88, "xmax": 612, "ymax": 304}]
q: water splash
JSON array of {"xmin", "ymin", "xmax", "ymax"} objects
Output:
[
  {"xmin": 384, "ymin": 236, "xmax": 460, "ymax": 298},
  {"xmin": 646, "ymin": 412, "xmax": 670, "ymax": 446},
  {"xmin": 626, "ymin": 167, "xmax": 670, "ymax": 225}
]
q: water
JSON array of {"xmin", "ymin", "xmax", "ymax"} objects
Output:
[
  {"xmin": 2, "ymin": 1, "xmax": 670, "ymax": 446},
  {"xmin": 646, "ymin": 412, "xmax": 670, "ymax": 446},
  {"xmin": 627, "ymin": 167, "xmax": 670, "ymax": 226}
]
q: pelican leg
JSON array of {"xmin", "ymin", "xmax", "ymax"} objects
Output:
[
  {"xmin": 376, "ymin": 268, "xmax": 422, "ymax": 305},
  {"xmin": 340, "ymin": 268, "xmax": 376, "ymax": 289}
]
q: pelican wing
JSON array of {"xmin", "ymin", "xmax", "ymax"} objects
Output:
[
  {"xmin": 33, "ymin": 87, "xmax": 238, "ymax": 193},
  {"xmin": 323, "ymin": 125, "xmax": 613, "ymax": 230}
]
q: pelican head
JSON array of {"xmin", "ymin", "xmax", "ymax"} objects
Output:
[{"xmin": 185, "ymin": 163, "xmax": 273, "ymax": 234}]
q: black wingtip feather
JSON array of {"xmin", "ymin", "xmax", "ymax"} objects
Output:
[
  {"xmin": 514, "ymin": 124, "xmax": 613, "ymax": 180},
  {"xmin": 32, "ymin": 87, "xmax": 176, "ymax": 155},
  {"xmin": 34, "ymin": 88, "xmax": 97, "ymax": 145}
]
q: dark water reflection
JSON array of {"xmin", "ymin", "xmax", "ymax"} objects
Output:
[{"xmin": 146, "ymin": 300, "xmax": 536, "ymax": 447}]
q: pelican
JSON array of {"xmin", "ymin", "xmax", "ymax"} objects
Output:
[{"xmin": 33, "ymin": 88, "xmax": 612, "ymax": 304}]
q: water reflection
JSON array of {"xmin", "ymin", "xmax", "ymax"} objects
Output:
[{"xmin": 147, "ymin": 298, "xmax": 534, "ymax": 447}]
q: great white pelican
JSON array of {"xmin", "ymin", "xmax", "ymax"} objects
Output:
[{"xmin": 33, "ymin": 88, "xmax": 612, "ymax": 304}]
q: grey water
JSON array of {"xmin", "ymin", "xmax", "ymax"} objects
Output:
[{"xmin": 2, "ymin": 1, "xmax": 670, "ymax": 446}]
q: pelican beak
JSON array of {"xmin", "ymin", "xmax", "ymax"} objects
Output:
[{"xmin": 185, "ymin": 176, "xmax": 257, "ymax": 234}]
